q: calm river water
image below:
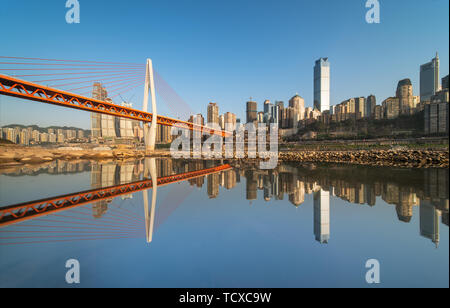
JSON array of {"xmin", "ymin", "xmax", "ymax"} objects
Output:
[{"xmin": 0, "ymin": 158, "xmax": 448, "ymax": 287}]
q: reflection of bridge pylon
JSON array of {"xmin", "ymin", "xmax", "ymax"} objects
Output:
[{"xmin": 143, "ymin": 158, "xmax": 157, "ymax": 243}]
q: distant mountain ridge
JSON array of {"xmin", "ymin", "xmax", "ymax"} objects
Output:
[{"xmin": 1, "ymin": 124, "xmax": 90, "ymax": 134}]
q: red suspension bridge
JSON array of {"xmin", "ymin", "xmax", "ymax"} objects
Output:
[{"xmin": 0, "ymin": 56, "xmax": 230, "ymax": 138}]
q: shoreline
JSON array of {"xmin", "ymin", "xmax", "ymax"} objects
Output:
[{"xmin": 1, "ymin": 145, "xmax": 448, "ymax": 169}]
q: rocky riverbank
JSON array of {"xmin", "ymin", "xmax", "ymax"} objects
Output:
[
  {"xmin": 279, "ymin": 150, "xmax": 449, "ymax": 168},
  {"xmin": 1, "ymin": 145, "xmax": 448, "ymax": 169},
  {"xmin": 0, "ymin": 146, "xmax": 152, "ymax": 167}
]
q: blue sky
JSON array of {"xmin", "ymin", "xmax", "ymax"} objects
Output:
[{"xmin": 0, "ymin": 0, "xmax": 449, "ymax": 129}]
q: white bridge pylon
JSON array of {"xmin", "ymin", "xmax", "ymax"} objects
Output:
[{"xmin": 142, "ymin": 59, "xmax": 158, "ymax": 152}]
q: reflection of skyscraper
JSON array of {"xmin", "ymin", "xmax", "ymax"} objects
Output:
[
  {"xmin": 442, "ymin": 211, "xmax": 449, "ymax": 227},
  {"xmin": 289, "ymin": 180, "xmax": 305, "ymax": 207},
  {"xmin": 90, "ymin": 163, "xmax": 110, "ymax": 218},
  {"xmin": 420, "ymin": 200, "xmax": 441, "ymax": 247},
  {"xmin": 224, "ymin": 170, "xmax": 237, "ymax": 190},
  {"xmin": 119, "ymin": 163, "xmax": 135, "ymax": 199},
  {"xmin": 207, "ymin": 173, "xmax": 220, "ymax": 199},
  {"xmin": 245, "ymin": 171, "xmax": 257, "ymax": 200},
  {"xmin": 263, "ymin": 174, "xmax": 272, "ymax": 201},
  {"xmin": 314, "ymin": 190, "xmax": 330, "ymax": 244}
]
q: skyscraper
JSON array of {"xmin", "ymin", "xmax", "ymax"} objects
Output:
[
  {"xmin": 420, "ymin": 53, "xmax": 440, "ymax": 102},
  {"xmin": 219, "ymin": 114, "xmax": 225, "ymax": 130},
  {"xmin": 189, "ymin": 113, "xmax": 205, "ymax": 126},
  {"xmin": 355, "ymin": 97, "xmax": 366, "ymax": 119},
  {"xmin": 270, "ymin": 104, "xmax": 279, "ymax": 126},
  {"xmin": 117, "ymin": 102, "xmax": 137, "ymax": 139},
  {"xmin": 207, "ymin": 102, "xmax": 219, "ymax": 126},
  {"xmin": 224, "ymin": 112, "xmax": 236, "ymax": 129},
  {"xmin": 263, "ymin": 100, "xmax": 273, "ymax": 123},
  {"xmin": 91, "ymin": 82, "xmax": 107, "ymax": 139},
  {"xmin": 396, "ymin": 79, "xmax": 414, "ymax": 115},
  {"xmin": 246, "ymin": 100, "xmax": 258, "ymax": 124},
  {"xmin": 289, "ymin": 94, "xmax": 305, "ymax": 122},
  {"xmin": 101, "ymin": 98, "xmax": 117, "ymax": 138},
  {"xmin": 314, "ymin": 58, "xmax": 330, "ymax": 112},
  {"xmin": 366, "ymin": 95, "xmax": 376, "ymax": 118}
]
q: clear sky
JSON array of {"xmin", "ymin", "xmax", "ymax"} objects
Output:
[{"xmin": 0, "ymin": 0, "xmax": 449, "ymax": 129}]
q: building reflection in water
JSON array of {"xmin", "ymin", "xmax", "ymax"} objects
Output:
[
  {"xmin": 240, "ymin": 165, "xmax": 448, "ymax": 246},
  {"xmin": 1, "ymin": 160, "xmax": 447, "ymax": 246},
  {"xmin": 314, "ymin": 190, "xmax": 330, "ymax": 244}
]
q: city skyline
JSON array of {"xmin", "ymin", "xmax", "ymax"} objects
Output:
[{"xmin": 0, "ymin": 0, "xmax": 448, "ymax": 129}]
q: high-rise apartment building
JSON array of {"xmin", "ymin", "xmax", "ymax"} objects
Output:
[
  {"xmin": 382, "ymin": 97, "xmax": 400, "ymax": 119},
  {"xmin": 116, "ymin": 102, "xmax": 136, "ymax": 139},
  {"xmin": 224, "ymin": 112, "xmax": 236, "ymax": 129},
  {"xmin": 246, "ymin": 100, "xmax": 258, "ymax": 124},
  {"xmin": 263, "ymin": 100, "xmax": 273, "ymax": 123},
  {"xmin": 6, "ymin": 128, "xmax": 17, "ymax": 143},
  {"xmin": 156, "ymin": 124, "xmax": 173, "ymax": 143},
  {"xmin": 91, "ymin": 82, "xmax": 108, "ymax": 139},
  {"xmin": 219, "ymin": 114, "xmax": 225, "ymax": 130},
  {"xmin": 270, "ymin": 104, "xmax": 280, "ymax": 126},
  {"xmin": 19, "ymin": 129, "xmax": 29, "ymax": 145},
  {"xmin": 396, "ymin": 79, "xmax": 414, "ymax": 115},
  {"xmin": 355, "ymin": 97, "xmax": 366, "ymax": 119},
  {"xmin": 424, "ymin": 76, "xmax": 449, "ymax": 135},
  {"xmin": 101, "ymin": 98, "xmax": 117, "ymax": 138},
  {"xmin": 207, "ymin": 102, "xmax": 219, "ymax": 126},
  {"xmin": 420, "ymin": 53, "xmax": 440, "ymax": 102},
  {"xmin": 289, "ymin": 94, "xmax": 305, "ymax": 122},
  {"xmin": 189, "ymin": 113, "xmax": 205, "ymax": 126},
  {"xmin": 257, "ymin": 112, "xmax": 264, "ymax": 124},
  {"xmin": 314, "ymin": 58, "xmax": 330, "ymax": 112},
  {"xmin": 366, "ymin": 95, "xmax": 376, "ymax": 118}
]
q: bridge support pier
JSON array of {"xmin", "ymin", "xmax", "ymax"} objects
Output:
[{"xmin": 142, "ymin": 59, "xmax": 158, "ymax": 153}]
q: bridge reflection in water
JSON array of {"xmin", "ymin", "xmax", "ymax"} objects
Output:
[
  {"xmin": 0, "ymin": 159, "xmax": 232, "ymax": 244},
  {"xmin": 0, "ymin": 160, "xmax": 448, "ymax": 247}
]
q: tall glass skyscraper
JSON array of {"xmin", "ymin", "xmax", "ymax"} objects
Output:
[
  {"xmin": 314, "ymin": 58, "xmax": 330, "ymax": 112},
  {"xmin": 420, "ymin": 53, "xmax": 440, "ymax": 102}
]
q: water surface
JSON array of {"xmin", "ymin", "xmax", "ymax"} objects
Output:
[{"xmin": 0, "ymin": 159, "xmax": 448, "ymax": 288}]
